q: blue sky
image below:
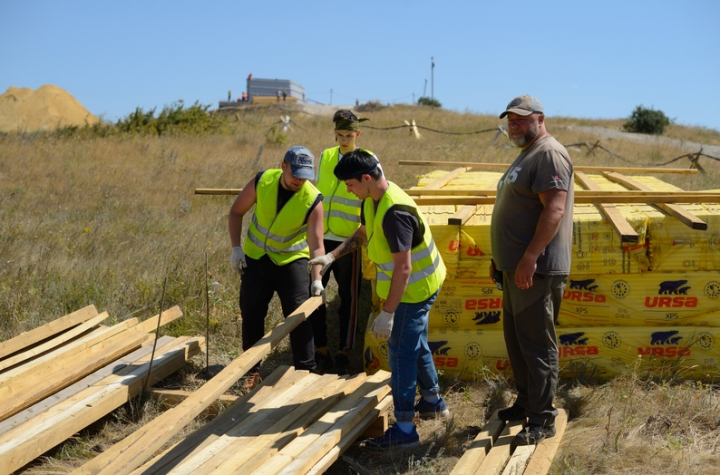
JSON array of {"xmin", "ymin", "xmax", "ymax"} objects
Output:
[{"xmin": 2, "ymin": 1, "xmax": 719, "ymax": 130}]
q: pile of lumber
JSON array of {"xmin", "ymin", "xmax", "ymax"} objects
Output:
[
  {"xmin": 450, "ymin": 409, "xmax": 569, "ymax": 475},
  {"xmin": 125, "ymin": 366, "xmax": 391, "ymax": 475},
  {"xmin": 69, "ymin": 296, "xmax": 393, "ymax": 475},
  {"xmin": 0, "ymin": 305, "xmax": 204, "ymax": 475}
]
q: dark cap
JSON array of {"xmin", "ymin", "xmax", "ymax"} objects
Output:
[
  {"xmin": 283, "ymin": 145, "xmax": 315, "ymax": 180},
  {"xmin": 499, "ymin": 95, "xmax": 544, "ymax": 118}
]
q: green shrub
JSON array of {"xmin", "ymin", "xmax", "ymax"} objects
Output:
[
  {"xmin": 417, "ymin": 96, "xmax": 442, "ymax": 108},
  {"xmin": 622, "ymin": 105, "xmax": 671, "ymax": 135}
]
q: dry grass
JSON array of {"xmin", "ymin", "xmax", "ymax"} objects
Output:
[{"xmin": 2, "ymin": 103, "xmax": 719, "ymax": 474}]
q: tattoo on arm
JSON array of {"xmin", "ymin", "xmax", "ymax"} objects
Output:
[{"xmin": 336, "ymin": 236, "xmax": 363, "ymax": 258}]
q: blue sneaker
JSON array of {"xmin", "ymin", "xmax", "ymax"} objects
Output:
[
  {"xmin": 415, "ymin": 396, "xmax": 450, "ymax": 419},
  {"xmin": 365, "ymin": 424, "xmax": 420, "ymax": 449}
]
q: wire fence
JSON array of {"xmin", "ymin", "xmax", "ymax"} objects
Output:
[{"xmin": 263, "ymin": 114, "xmax": 720, "ymax": 174}]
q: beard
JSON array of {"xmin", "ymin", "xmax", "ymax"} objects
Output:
[{"xmin": 510, "ymin": 122, "xmax": 540, "ymax": 148}]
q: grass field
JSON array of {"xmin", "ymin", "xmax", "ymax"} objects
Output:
[{"xmin": 1, "ymin": 103, "xmax": 719, "ymax": 474}]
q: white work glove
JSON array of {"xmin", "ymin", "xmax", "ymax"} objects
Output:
[
  {"xmin": 230, "ymin": 246, "xmax": 247, "ymax": 275},
  {"xmin": 371, "ymin": 310, "xmax": 394, "ymax": 340},
  {"xmin": 308, "ymin": 253, "xmax": 335, "ymax": 276},
  {"xmin": 311, "ymin": 279, "xmax": 324, "ymax": 296}
]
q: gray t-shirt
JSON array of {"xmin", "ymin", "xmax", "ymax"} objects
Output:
[{"xmin": 490, "ymin": 135, "xmax": 574, "ymax": 275}]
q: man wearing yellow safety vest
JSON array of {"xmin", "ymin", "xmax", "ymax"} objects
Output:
[
  {"xmin": 310, "ymin": 109, "xmax": 381, "ymax": 375},
  {"xmin": 229, "ymin": 146, "xmax": 326, "ymax": 384},
  {"xmin": 309, "ymin": 150, "xmax": 448, "ymax": 449}
]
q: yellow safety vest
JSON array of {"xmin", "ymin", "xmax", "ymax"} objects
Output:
[
  {"xmin": 316, "ymin": 146, "xmax": 374, "ymax": 238},
  {"xmin": 365, "ymin": 182, "xmax": 446, "ymax": 303},
  {"xmin": 243, "ymin": 169, "xmax": 320, "ymax": 266}
]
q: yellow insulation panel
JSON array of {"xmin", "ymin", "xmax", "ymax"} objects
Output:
[{"xmin": 364, "ymin": 324, "xmax": 720, "ymax": 382}]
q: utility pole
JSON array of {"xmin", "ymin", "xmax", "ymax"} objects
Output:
[{"xmin": 431, "ymin": 57, "xmax": 435, "ymax": 100}]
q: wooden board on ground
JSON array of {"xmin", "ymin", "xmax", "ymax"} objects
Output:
[
  {"xmin": 72, "ymin": 296, "xmax": 324, "ymax": 475},
  {"xmin": 122, "ymin": 365, "xmax": 391, "ymax": 475},
  {"xmin": 450, "ymin": 409, "xmax": 569, "ymax": 475}
]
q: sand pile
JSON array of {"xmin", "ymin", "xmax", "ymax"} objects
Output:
[{"xmin": 0, "ymin": 85, "xmax": 99, "ymax": 132}]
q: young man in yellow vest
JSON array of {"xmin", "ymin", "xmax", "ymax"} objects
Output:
[
  {"xmin": 309, "ymin": 150, "xmax": 448, "ymax": 449},
  {"xmin": 229, "ymin": 146, "xmax": 326, "ymax": 382},
  {"xmin": 310, "ymin": 109, "xmax": 380, "ymax": 375}
]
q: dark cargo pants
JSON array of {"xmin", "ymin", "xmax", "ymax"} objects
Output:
[{"xmin": 501, "ymin": 271, "xmax": 566, "ymax": 426}]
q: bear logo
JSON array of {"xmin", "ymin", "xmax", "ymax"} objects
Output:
[
  {"xmin": 473, "ymin": 311, "xmax": 501, "ymax": 325},
  {"xmin": 650, "ymin": 330, "xmax": 682, "ymax": 345},
  {"xmin": 658, "ymin": 280, "xmax": 689, "ymax": 295}
]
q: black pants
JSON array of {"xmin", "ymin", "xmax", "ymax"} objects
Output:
[
  {"xmin": 240, "ymin": 255, "xmax": 315, "ymax": 370},
  {"xmin": 309, "ymin": 239, "xmax": 362, "ymax": 352},
  {"xmin": 502, "ymin": 272, "xmax": 565, "ymax": 427}
]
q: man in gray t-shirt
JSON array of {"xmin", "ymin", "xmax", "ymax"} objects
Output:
[{"xmin": 489, "ymin": 95, "xmax": 574, "ymax": 446}]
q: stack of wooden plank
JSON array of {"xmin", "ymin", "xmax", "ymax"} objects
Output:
[
  {"xmin": 70, "ymin": 297, "xmax": 393, "ymax": 475},
  {"xmin": 127, "ymin": 366, "xmax": 392, "ymax": 475},
  {"xmin": 450, "ymin": 409, "xmax": 569, "ymax": 475},
  {"xmin": 0, "ymin": 304, "xmax": 204, "ymax": 475}
]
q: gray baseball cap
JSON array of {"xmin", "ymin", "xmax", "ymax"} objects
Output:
[
  {"xmin": 499, "ymin": 95, "xmax": 544, "ymax": 118},
  {"xmin": 284, "ymin": 145, "xmax": 315, "ymax": 179}
]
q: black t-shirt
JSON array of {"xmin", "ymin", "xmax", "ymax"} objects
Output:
[
  {"xmin": 255, "ymin": 171, "xmax": 322, "ymax": 224},
  {"xmin": 361, "ymin": 202, "xmax": 421, "ymax": 253}
]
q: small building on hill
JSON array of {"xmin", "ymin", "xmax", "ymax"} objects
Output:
[{"xmin": 219, "ymin": 76, "xmax": 305, "ymax": 108}]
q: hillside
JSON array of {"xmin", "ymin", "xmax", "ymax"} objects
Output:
[{"xmin": 0, "ymin": 104, "xmax": 719, "ymax": 474}]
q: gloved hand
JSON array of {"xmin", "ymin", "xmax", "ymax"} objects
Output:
[
  {"xmin": 371, "ymin": 310, "xmax": 394, "ymax": 340},
  {"xmin": 308, "ymin": 253, "xmax": 335, "ymax": 276},
  {"xmin": 231, "ymin": 246, "xmax": 247, "ymax": 275},
  {"xmin": 311, "ymin": 279, "xmax": 324, "ymax": 296}
]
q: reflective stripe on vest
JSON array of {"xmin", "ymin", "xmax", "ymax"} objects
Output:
[
  {"xmin": 316, "ymin": 146, "xmax": 373, "ymax": 237},
  {"xmin": 243, "ymin": 169, "xmax": 320, "ymax": 266},
  {"xmin": 365, "ymin": 182, "xmax": 446, "ymax": 303}
]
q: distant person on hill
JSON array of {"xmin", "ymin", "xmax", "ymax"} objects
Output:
[
  {"xmin": 308, "ymin": 110, "xmax": 379, "ymax": 375},
  {"xmin": 282, "ymin": 90, "xmax": 287, "ymax": 101},
  {"xmin": 229, "ymin": 146, "xmax": 326, "ymax": 387},
  {"xmin": 277, "ymin": 90, "xmax": 282, "ymax": 102},
  {"xmin": 309, "ymin": 150, "xmax": 448, "ymax": 449},
  {"xmin": 228, "ymin": 90, "xmax": 232, "ymax": 101},
  {"xmin": 490, "ymin": 95, "xmax": 574, "ymax": 445}
]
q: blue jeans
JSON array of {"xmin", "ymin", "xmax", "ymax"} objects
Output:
[{"xmin": 388, "ymin": 290, "xmax": 440, "ymax": 422}]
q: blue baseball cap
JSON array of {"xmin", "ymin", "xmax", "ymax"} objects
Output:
[{"xmin": 283, "ymin": 145, "xmax": 315, "ymax": 179}]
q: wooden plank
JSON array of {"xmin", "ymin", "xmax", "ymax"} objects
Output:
[
  {"xmin": 500, "ymin": 445, "xmax": 535, "ymax": 475},
  {"xmin": 0, "ymin": 337, "xmax": 203, "ymax": 475},
  {"xmin": 0, "ymin": 329, "xmax": 151, "ymax": 422},
  {"xmin": 0, "ymin": 305, "xmax": 98, "ymax": 360},
  {"xmin": 70, "ymin": 296, "xmax": 323, "ymax": 475},
  {"xmin": 251, "ymin": 371, "xmax": 391, "ymax": 475},
  {"xmin": 397, "ymin": 160, "xmax": 699, "ymax": 174},
  {"xmin": 473, "ymin": 420, "xmax": 525, "ymax": 475},
  {"xmin": 411, "ymin": 194, "xmax": 720, "ymax": 206},
  {"xmin": 169, "ymin": 371, "xmax": 335, "ymax": 475},
  {"xmin": 523, "ymin": 409, "xmax": 569, "ymax": 475},
  {"xmin": 0, "ymin": 319, "xmax": 138, "ymax": 384},
  {"xmin": 603, "ymin": 172, "xmax": 708, "ymax": 230},
  {"xmin": 306, "ymin": 394, "xmax": 393, "ymax": 475},
  {"xmin": 0, "ymin": 311, "xmax": 111, "ymax": 373},
  {"xmin": 423, "ymin": 167, "xmax": 470, "ymax": 190},
  {"xmin": 207, "ymin": 372, "xmax": 374, "ymax": 475},
  {"xmin": 132, "ymin": 305, "xmax": 183, "ymax": 333},
  {"xmin": 0, "ymin": 336, "xmax": 175, "ymax": 435},
  {"xmin": 405, "ymin": 188, "xmax": 720, "ymax": 199},
  {"xmin": 128, "ymin": 366, "xmax": 298, "ymax": 475},
  {"xmin": 449, "ymin": 410, "xmax": 506, "ymax": 475},
  {"xmin": 574, "ymin": 171, "xmax": 639, "ymax": 243},
  {"xmin": 447, "ymin": 179, "xmax": 498, "ymax": 226},
  {"xmin": 147, "ymin": 388, "xmax": 239, "ymax": 414}
]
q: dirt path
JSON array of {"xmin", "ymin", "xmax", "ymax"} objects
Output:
[{"xmin": 559, "ymin": 125, "xmax": 720, "ymax": 157}]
